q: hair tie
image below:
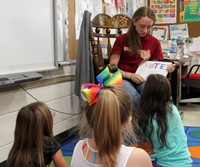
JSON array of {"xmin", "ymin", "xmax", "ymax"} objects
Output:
[{"xmin": 81, "ymin": 66, "xmax": 123, "ymax": 105}]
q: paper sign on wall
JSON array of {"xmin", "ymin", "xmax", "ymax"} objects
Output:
[{"xmin": 135, "ymin": 61, "xmax": 171, "ymax": 80}]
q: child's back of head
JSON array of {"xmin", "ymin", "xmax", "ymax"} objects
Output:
[
  {"xmin": 7, "ymin": 101, "xmax": 53, "ymax": 167},
  {"xmin": 80, "ymin": 87, "xmax": 134, "ymax": 167}
]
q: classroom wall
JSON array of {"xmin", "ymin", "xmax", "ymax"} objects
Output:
[
  {"xmin": 148, "ymin": 0, "xmax": 200, "ymax": 38},
  {"xmin": 67, "ymin": 0, "xmax": 105, "ymax": 60},
  {"xmin": 0, "ymin": 0, "xmax": 84, "ymax": 163},
  {"xmin": 0, "ymin": 64, "xmax": 81, "ymax": 163}
]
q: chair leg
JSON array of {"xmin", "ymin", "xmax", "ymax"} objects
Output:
[
  {"xmin": 181, "ymin": 85, "xmax": 189, "ymax": 99},
  {"xmin": 180, "ymin": 86, "xmax": 200, "ymax": 103}
]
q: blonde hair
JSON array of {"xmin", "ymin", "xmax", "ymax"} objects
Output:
[
  {"xmin": 7, "ymin": 101, "xmax": 53, "ymax": 167},
  {"xmin": 80, "ymin": 87, "xmax": 133, "ymax": 167}
]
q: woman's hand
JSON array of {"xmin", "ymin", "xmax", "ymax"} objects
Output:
[
  {"xmin": 167, "ymin": 64, "xmax": 176, "ymax": 73},
  {"xmin": 130, "ymin": 74, "xmax": 145, "ymax": 84}
]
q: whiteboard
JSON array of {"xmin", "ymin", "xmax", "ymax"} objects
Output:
[{"xmin": 0, "ymin": 0, "xmax": 58, "ymax": 76}]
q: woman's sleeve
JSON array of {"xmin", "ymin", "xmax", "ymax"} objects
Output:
[{"xmin": 111, "ymin": 35, "xmax": 123, "ymax": 55}]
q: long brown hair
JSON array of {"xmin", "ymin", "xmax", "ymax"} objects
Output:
[
  {"xmin": 85, "ymin": 87, "xmax": 132, "ymax": 167},
  {"xmin": 7, "ymin": 101, "xmax": 53, "ymax": 167},
  {"xmin": 139, "ymin": 74, "xmax": 171, "ymax": 148},
  {"xmin": 126, "ymin": 6, "xmax": 156, "ymax": 55}
]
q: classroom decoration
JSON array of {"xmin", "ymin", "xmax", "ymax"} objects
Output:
[
  {"xmin": 75, "ymin": 0, "xmax": 102, "ymax": 39},
  {"xmin": 151, "ymin": 25, "xmax": 169, "ymax": 40},
  {"xmin": 169, "ymin": 23, "xmax": 189, "ymax": 39},
  {"xmin": 180, "ymin": 0, "xmax": 200, "ymax": 23},
  {"xmin": 150, "ymin": 0, "xmax": 177, "ymax": 24},
  {"xmin": 81, "ymin": 66, "xmax": 123, "ymax": 105},
  {"xmin": 147, "ymin": 0, "xmax": 200, "ymax": 37}
]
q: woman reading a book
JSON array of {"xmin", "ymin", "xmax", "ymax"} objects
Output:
[{"xmin": 110, "ymin": 6, "xmax": 175, "ymax": 107}]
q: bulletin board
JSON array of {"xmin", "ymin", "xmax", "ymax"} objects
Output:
[{"xmin": 148, "ymin": 0, "xmax": 200, "ymax": 38}]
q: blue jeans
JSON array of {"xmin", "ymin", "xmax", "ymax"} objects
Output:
[
  {"xmin": 123, "ymin": 79, "xmax": 144, "ymax": 107},
  {"xmin": 122, "ymin": 79, "xmax": 145, "ymax": 146}
]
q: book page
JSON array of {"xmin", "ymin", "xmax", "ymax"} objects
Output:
[{"xmin": 135, "ymin": 61, "xmax": 171, "ymax": 80}]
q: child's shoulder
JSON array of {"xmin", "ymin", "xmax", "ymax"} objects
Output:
[
  {"xmin": 168, "ymin": 104, "xmax": 182, "ymax": 122},
  {"xmin": 127, "ymin": 147, "xmax": 152, "ymax": 167},
  {"xmin": 170, "ymin": 104, "xmax": 180, "ymax": 115},
  {"xmin": 44, "ymin": 136, "xmax": 58, "ymax": 143},
  {"xmin": 74, "ymin": 138, "xmax": 86, "ymax": 148},
  {"xmin": 43, "ymin": 136, "xmax": 60, "ymax": 150}
]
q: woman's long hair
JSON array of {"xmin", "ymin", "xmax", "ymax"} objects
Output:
[
  {"xmin": 7, "ymin": 101, "xmax": 53, "ymax": 167},
  {"xmin": 126, "ymin": 6, "xmax": 156, "ymax": 55},
  {"xmin": 85, "ymin": 87, "xmax": 132, "ymax": 167},
  {"xmin": 139, "ymin": 74, "xmax": 172, "ymax": 148}
]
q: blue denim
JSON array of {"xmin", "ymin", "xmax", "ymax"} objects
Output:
[
  {"xmin": 123, "ymin": 79, "xmax": 144, "ymax": 107},
  {"xmin": 122, "ymin": 79, "xmax": 145, "ymax": 146}
]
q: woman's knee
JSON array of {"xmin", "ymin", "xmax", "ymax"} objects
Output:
[{"xmin": 123, "ymin": 80, "xmax": 141, "ymax": 106}]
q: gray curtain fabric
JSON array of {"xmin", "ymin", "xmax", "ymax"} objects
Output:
[{"xmin": 74, "ymin": 10, "xmax": 95, "ymax": 107}]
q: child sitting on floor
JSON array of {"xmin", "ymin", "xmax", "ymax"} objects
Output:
[
  {"xmin": 71, "ymin": 67, "xmax": 152, "ymax": 167},
  {"xmin": 6, "ymin": 101, "xmax": 68, "ymax": 167},
  {"xmin": 138, "ymin": 74, "xmax": 192, "ymax": 167}
]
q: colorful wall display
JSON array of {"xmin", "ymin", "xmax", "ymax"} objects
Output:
[
  {"xmin": 150, "ymin": 0, "xmax": 177, "ymax": 24},
  {"xmin": 180, "ymin": 0, "xmax": 200, "ymax": 22}
]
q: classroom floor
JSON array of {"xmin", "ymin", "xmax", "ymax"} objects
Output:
[
  {"xmin": 180, "ymin": 103, "xmax": 200, "ymax": 127},
  {"xmin": 180, "ymin": 102, "xmax": 200, "ymax": 167},
  {"xmin": 1, "ymin": 102, "xmax": 199, "ymax": 167},
  {"xmin": 57, "ymin": 102, "xmax": 200, "ymax": 167}
]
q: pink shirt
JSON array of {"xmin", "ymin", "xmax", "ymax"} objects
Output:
[{"xmin": 111, "ymin": 33, "xmax": 163, "ymax": 73}]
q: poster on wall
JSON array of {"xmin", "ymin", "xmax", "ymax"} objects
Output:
[
  {"xmin": 151, "ymin": 25, "xmax": 169, "ymax": 40},
  {"xmin": 150, "ymin": 0, "xmax": 176, "ymax": 24},
  {"xmin": 169, "ymin": 23, "xmax": 189, "ymax": 39},
  {"xmin": 75, "ymin": 0, "xmax": 102, "ymax": 39},
  {"xmin": 180, "ymin": 0, "xmax": 200, "ymax": 22}
]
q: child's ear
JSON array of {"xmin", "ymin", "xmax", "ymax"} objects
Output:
[
  {"xmin": 123, "ymin": 116, "xmax": 132, "ymax": 129},
  {"xmin": 132, "ymin": 19, "xmax": 136, "ymax": 26}
]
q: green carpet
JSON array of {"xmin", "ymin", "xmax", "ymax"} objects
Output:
[
  {"xmin": 64, "ymin": 156, "xmax": 71, "ymax": 166},
  {"xmin": 50, "ymin": 156, "xmax": 71, "ymax": 167}
]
